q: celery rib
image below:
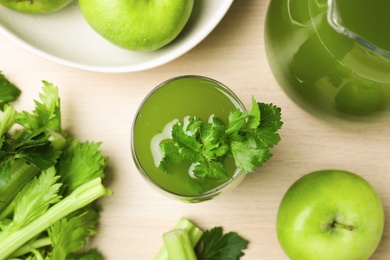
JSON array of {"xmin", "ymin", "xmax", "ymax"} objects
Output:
[
  {"xmin": 163, "ymin": 229, "xmax": 197, "ymax": 260},
  {"xmin": 155, "ymin": 217, "xmax": 203, "ymax": 260},
  {"xmin": 0, "ymin": 177, "xmax": 110, "ymax": 259},
  {"xmin": 9, "ymin": 237, "xmax": 52, "ymax": 258}
]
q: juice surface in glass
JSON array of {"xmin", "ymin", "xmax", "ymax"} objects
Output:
[
  {"xmin": 132, "ymin": 76, "xmax": 245, "ymax": 201},
  {"xmin": 265, "ymin": 0, "xmax": 390, "ymax": 125}
]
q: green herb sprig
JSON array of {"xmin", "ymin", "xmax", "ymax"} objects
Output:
[{"xmin": 158, "ymin": 97, "xmax": 282, "ymax": 178}]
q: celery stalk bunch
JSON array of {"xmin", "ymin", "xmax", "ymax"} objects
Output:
[{"xmin": 0, "ymin": 72, "xmax": 111, "ymax": 259}]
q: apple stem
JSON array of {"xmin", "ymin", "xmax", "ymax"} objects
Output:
[{"xmin": 332, "ymin": 222, "xmax": 354, "ymax": 231}]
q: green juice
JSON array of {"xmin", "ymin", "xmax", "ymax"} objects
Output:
[
  {"xmin": 331, "ymin": 0, "xmax": 390, "ymax": 54},
  {"xmin": 132, "ymin": 76, "xmax": 245, "ymax": 200},
  {"xmin": 265, "ymin": 0, "xmax": 390, "ymax": 124}
]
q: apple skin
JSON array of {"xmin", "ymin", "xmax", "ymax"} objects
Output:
[
  {"xmin": 78, "ymin": 0, "xmax": 194, "ymax": 52},
  {"xmin": 277, "ymin": 170, "xmax": 384, "ymax": 260},
  {"xmin": 0, "ymin": 0, "xmax": 74, "ymax": 14}
]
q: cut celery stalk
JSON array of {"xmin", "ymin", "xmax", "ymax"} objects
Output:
[
  {"xmin": 155, "ymin": 217, "xmax": 203, "ymax": 260},
  {"xmin": 0, "ymin": 177, "xmax": 111, "ymax": 259},
  {"xmin": 163, "ymin": 229, "xmax": 197, "ymax": 260}
]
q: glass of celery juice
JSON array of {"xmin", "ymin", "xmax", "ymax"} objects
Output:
[{"xmin": 131, "ymin": 75, "xmax": 246, "ymax": 202}]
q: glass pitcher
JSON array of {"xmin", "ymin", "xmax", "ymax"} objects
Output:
[{"xmin": 265, "ymin": 0, "xmax": 390, "ymax": 125}]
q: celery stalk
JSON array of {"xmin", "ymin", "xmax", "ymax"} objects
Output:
[
  {"xmin": 0, "ymin": 160, "xmax": 39, "ymax": 213},
  {"xmin": 0, "ymin": 130, "xmax": 66, "ymax": 214},
  {"xmin": 0, "ymin": 177, "xmax": 111, "ymax": 259},
  {"xmin": 163, "ymin": 229, "xmax": 197, "ymax": 260},
  {"xmin": 9, "ymin": 237, "xmax": 52, "ymax": 258},
  {"xmin": 155, "ymin": 217, "xmax": 203, "ymax": 260}
]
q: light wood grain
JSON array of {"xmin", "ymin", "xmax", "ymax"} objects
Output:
[{"xmin": 1, "ymin": 0, "xmax": 389, "ymax": 259}]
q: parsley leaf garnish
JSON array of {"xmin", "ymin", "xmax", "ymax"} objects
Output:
[
  {"xmin": 158, "ymin": 97, "xmax": 282, "ymax": 177},
  {"xmin": 196, "ymin": 226, "xmax": 249, "ymax": 260}
]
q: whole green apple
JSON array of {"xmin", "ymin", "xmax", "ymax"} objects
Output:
[
  {"xmin": 277, "ymin": 169, "xmax": 384, "ymax": 260},
  {"xmin": 0, "ymin": 0, "xmax": 74, "ymax": 14},
  {"xmin": 78, "ymin": 0, "xmax": 194, "ymax": 52}
]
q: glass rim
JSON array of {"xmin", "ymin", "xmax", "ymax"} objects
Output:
[{"xmin": 130, "ymin": 74, "xmax": 246, "ymax": 201}]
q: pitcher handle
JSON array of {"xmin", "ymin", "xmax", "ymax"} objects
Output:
[{"xmin": 327, "ymin": 0, "xmax": 390, "ymax": 60}]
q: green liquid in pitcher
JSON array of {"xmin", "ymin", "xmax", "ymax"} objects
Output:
[
  {"xmin": 132, "ymin": 76, "xmax": 244, "ymax": 197},
  {"xmin": 331, "ymin": 0, "xmax": 390, "ymax": 53},
  {"xmin": 265, "ymin": 0, "xmax": 390, "ymax": 124}
]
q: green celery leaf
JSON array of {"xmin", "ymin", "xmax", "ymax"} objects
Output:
[
  {"xmin": 230, "ymin": 139, "xmax": 272, "ymax": 173},
  {"xmin": 56, "ymin": 140, "xmax": 106, "ymax": 195},
  {"xmin": 0, "ymin": 72, "xmax": 21, "ymax": 110},
  {"xmin": 212, "ymin": 143, "xmax": 230, "ymax": 158},
  {"xmin": 193, "ymin": 160, "xmax": 227, "ymax": 179},
  {"xmin": 196, "ymin": 226, "xmax": 248, "ymax": 260},
  {"xmin": 159, "ymin": 141, "xmax": 182, "ymax": 173},
  {"xmin": 48, "ymin": 209, "xmax": 100, "ymax": 259},
  {"xmin": 250, "ymin": 128, "xmax": 281, "ymax": 148},
  {"xmin": 35, "ymin": 81, "xmax": 61, "ymax": 132},
  {"xmin": 192, "ymin": 163, "xmax": 208, "ymax": 178},
  {"xmin": 16, "ymin": 111, "xmax": 38, "ymax": 131},
  {"xmin": 246, "ymin": 96, "xmax": 261, "ymax": 130},
  {"xmin": 185, "ymin": 117, "xmax": 201, "ymax": 137},
  {"xmin": 0, "ymin": 105, "xmax": 18, "ymax": 137},
  {"xmin": 17, "ymin": 81, "xmax": 61, "ymax": 133},
  {"xmin": 226, "ymin": 109, "xmax": 248, "ymax": 135},
  {"xmin": 10, "ymin": 167, "xmax": 62, "ymax": 231},
  {"xmin": 258, "ymin": 102, "xmax": 283, "ymax": 132},
  {"xmin": 2, "ymin": 81, "xmax": 65, "ymax": 172},
  {"xmin": 200, "ymin": 118, "xmax": 226, "ymax": 147},
  {"xmin": 200, "ymin": 118, "xmax": 229, "ymax": 160},
  {"xmin": 199, "ymin": 123, "xmax": 215, "ymax": 150},
  {"xmin": 15, "ymin": 142, "xmax": 62, "ymax": 170},
  {"xmin": 171, "ymin": 122, "xmax": 203, "ymax": 163},
  {"xmin": 0, "ymin": 127, "xmax": 62, "ymax": 171}
]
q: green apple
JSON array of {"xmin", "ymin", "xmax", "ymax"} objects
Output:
[
  {"xmin": 0, "ymin": 0, "xmax": 74, "ymax": 14},
  {"xmin": 78, "ymin": 0, "xmax": 194, "ymax": 52},
  {"xmin": 277, "ymin": 169, "xmax": 384, "ymax": 260}
]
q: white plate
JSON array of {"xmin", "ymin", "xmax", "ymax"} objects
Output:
[{"xmin": 0, "ymin": 1, "xmax": 233, "ymax": 73}]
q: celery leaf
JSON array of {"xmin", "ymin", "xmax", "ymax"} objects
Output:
[
  {"xmin": 0, "ymin": 72, "xmax": 21, "ymax": 110},
  {"xmin": 17, "ymin": 81, "xmax": 61, "ymax": 133},
  {"xmin": 196, "ymin": 226, "xmax": 249, "ymax": 260},
  {"xmin": 48, "ymin": 209, "xmax": 101, "ymax": 259},
  {"xmin": 56, "ymin": 140, "xmax": 106, "ymax": 195}
]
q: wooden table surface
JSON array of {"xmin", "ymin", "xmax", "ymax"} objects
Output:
[{"xmin": 1, "ymin": 0, "xmax": 389, "ymax": 259}]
